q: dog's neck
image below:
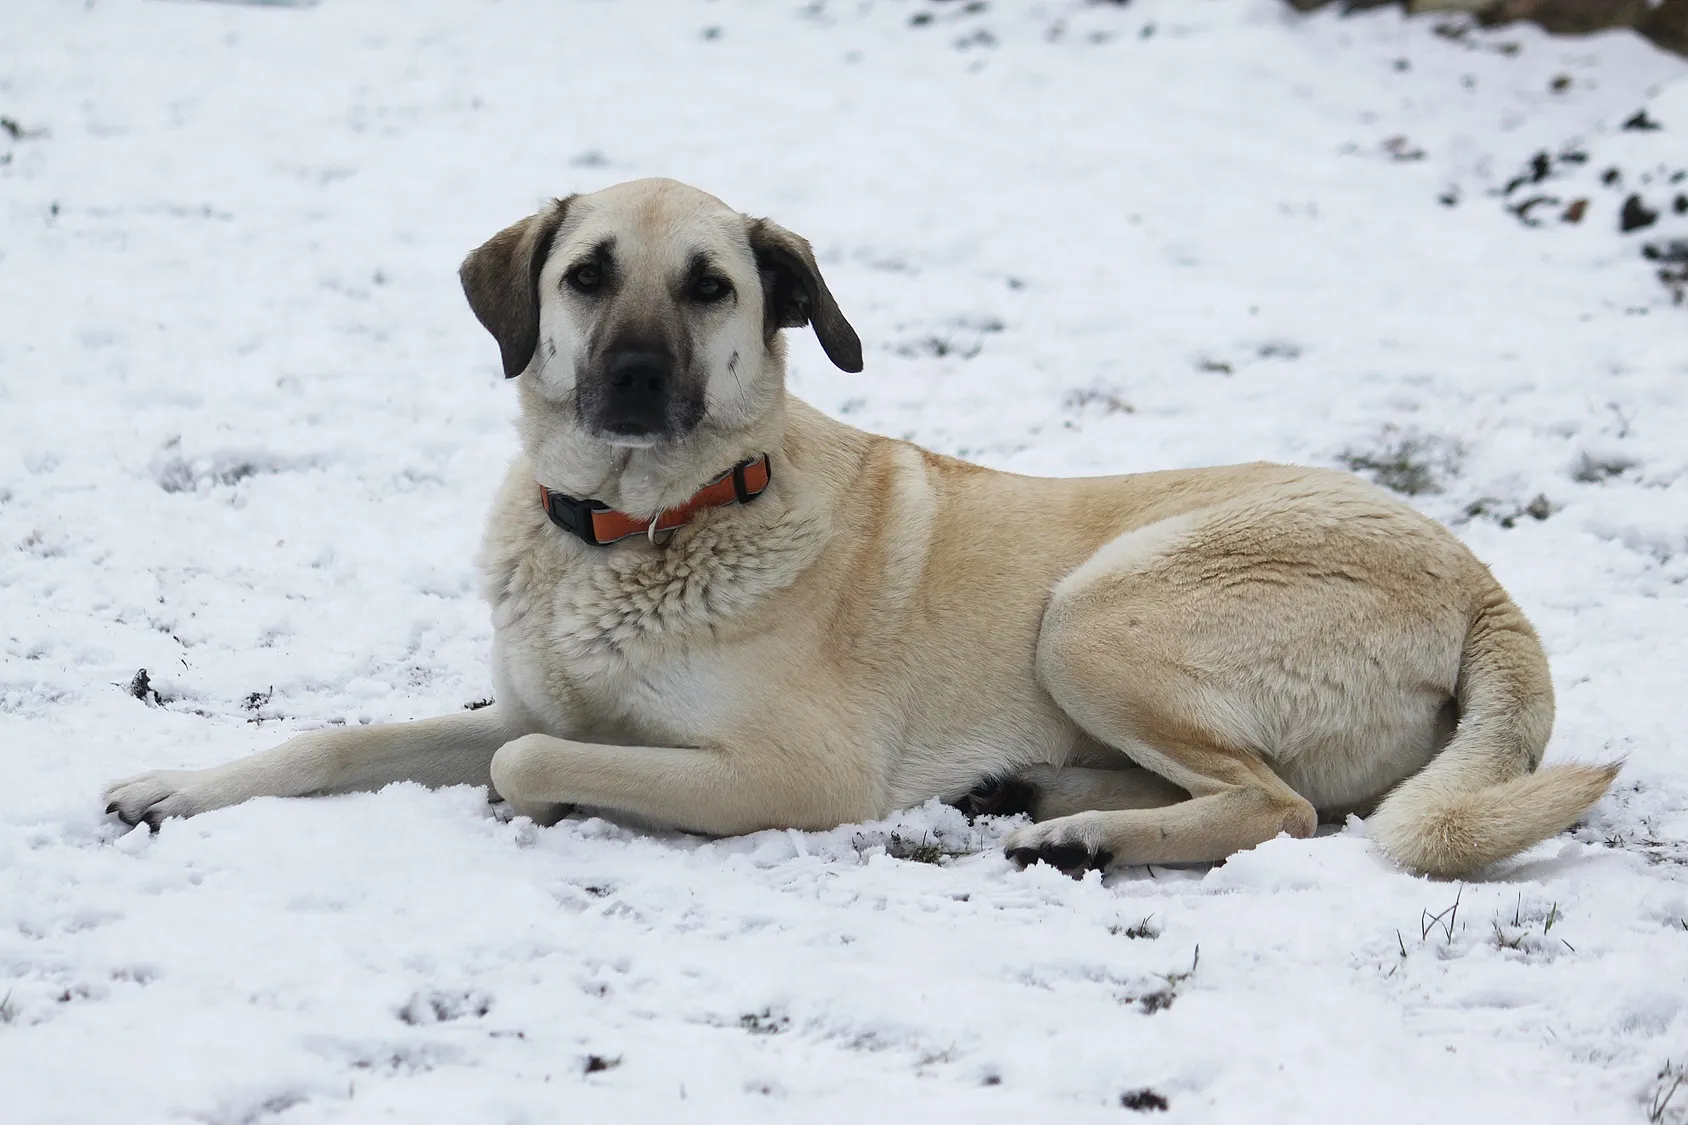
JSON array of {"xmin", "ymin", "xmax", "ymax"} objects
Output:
[{"xmin": 515, "ymin": 382, "xmax": 790, "ymax": 519}]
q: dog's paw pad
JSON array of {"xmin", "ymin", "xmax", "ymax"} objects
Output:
[{"xmin": 1006, "ymin": 840, "xmax": 1113, "ymax": 875}]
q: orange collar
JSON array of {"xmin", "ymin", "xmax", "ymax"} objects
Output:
[{"xmin": 539, "ymin": 455, "xmax": 772, "ymax": 546}]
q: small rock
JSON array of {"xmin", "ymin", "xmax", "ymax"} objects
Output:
[
  {"xmin": 1622, "ymin": 109, "xmax": 1663, "ymax": 132},
  {"xmin": 1383, "ymin": 135, "xmax": 1425, "ymax": 162},
  {"xmin": 126, "ymin": 669, "xmax": 163, "ymax": 706},
  {"xmin": 1620, "ymin": 194, "xmax": 1659, "ymax": 233},
  {"xmin": 1121, "ymin": 1088, "xmax": 1170, "ymax": 1112}
]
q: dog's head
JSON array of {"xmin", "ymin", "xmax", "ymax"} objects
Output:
[{"xmin": 459, "ymin": 178, "xmax": 860, "ymax": 451}]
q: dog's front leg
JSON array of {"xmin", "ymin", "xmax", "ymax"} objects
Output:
[
  {"xmin": 489, "ymin": 733, "xmax": 871, "ymax": 837},
  {"xmin": 105, "ymin": 705, "xmax": 520, "ymax": 828}
]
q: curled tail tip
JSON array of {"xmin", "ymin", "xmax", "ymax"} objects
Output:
[
  {"xmin": 1546, "ymin": 758, "xmax": 1624, "ymax": 798},
  {"xmin": 1371, "ymin": 761, "xmax": 1622, "ymax": 878}
]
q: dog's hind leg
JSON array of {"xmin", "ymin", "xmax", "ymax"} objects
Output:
[
  {"xmin": 1000, "ymin": 736, "xmax": 1315, "ymax": 874},
  {"xmin": 1004, "ymin": 507, "xmax": 1387, "ymax": 874},
  {"xmin": 1008, "ymin": 484, "xmax": 1497, "ymax": 874},
  {"xmin": 961, "ymin": 764, "xmax": 1186, "ymax": 822}
]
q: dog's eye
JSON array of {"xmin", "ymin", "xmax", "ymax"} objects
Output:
[
  {"xmin": 692, "ymin": 275, "xmax": 731, "ymax": 303},
  {"xmin": 567, "ymin": 264, "xmax": 603, "ymax": 294}
]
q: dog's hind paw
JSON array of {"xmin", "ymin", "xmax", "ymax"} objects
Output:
[
  {"xmin": 953, "ymin": 774, "xmax": 1038, "ymax": 821},
  {"xmin": 1003, "ymin": 816, "xmax": 1114, "ymax": 877},
  {"xmin": 103, "ymin": 770, "xmax": 211, "ymax": 830}
]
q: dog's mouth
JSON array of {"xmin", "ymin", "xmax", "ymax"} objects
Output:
[
  {"xmin": 583, "ymin": 410, "xmax": 693, "ymax": 448},
  {"xmin": 577, "ymin": 385, "xmax": 707, "ymax": 448},
  {"xmin": 592, "ymin": 420, "xmax": 671, "ymax": 448}
]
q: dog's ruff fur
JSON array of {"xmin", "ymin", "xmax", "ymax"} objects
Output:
[{"xmin": 105, "ymin": 178, "xmax": 1617, "ymax": 878}]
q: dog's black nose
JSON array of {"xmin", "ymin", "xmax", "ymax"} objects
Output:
[
  {"xmin": 598, "ymin": 349, "xmax": 673, "ymax": 436},
  {"xmin": 607, "ymin": 350, "xmax": 671, "ymax": 396}
]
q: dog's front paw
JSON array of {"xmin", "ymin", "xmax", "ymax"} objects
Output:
[
  {"xmin": 103, "ymin": 770, "xmax": 211, "ymax": 830},
  {"xmin": 503, "ymin": 797, "xmax": 573, "ymax": 828},
  {"xmin": 1003, "ymin": 814, "xmax": 1114, "ymax": 877}
]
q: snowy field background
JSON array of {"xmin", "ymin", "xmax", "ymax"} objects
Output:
[{"xmin": 4, "ymin": 1, "xmax": 1688, "ymax": 1121}]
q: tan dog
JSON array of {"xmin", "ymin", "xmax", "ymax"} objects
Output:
[{"xmin": 105, "ymin": 178, "xmax": 1617, "ymax": 877}]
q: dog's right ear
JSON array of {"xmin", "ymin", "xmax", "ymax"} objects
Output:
[{"xmin": 459, "ymin": 197, "xmax": 572, "ymax": 379}]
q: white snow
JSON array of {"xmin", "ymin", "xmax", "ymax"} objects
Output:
[{"xmin": 4, "ymin": 1, "xmax": 1688, "ymax": 1122}]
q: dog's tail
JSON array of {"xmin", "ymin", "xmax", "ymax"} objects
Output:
[{"xmin": 1367, "ymin": 581, "xmax": 1618, "ymax": 877}]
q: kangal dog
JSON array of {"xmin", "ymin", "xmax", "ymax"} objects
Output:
[{"xmin": 106, "ymin": 178, "xmax": 1616, "ymax": 877}]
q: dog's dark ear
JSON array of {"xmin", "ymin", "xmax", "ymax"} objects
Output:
[
  {"xmin": 459, "ymin": 197, "xmax": 572, "ymax": 379},
  {"xmin": 746, "ymin": 217, "xmax": 862, "ymax": 373}
]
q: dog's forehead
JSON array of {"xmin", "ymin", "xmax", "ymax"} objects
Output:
[{"xmin": 562, "ymin": 179, "xmax": 749, "ymax": 267}]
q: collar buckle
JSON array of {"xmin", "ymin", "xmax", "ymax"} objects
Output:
[{"xmin": 539, "ymin": 488, "xmax": 610, "ymax": 546}]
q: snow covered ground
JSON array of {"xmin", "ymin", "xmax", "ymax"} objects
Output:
[{"xmin": 4, "ymin": 0, "xmax": 1688, "ymax": 1121}]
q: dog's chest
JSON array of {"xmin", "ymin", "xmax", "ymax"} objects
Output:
[{"xmin": 482, "ymin": 501, "xmax": 823, "ymax": 741}]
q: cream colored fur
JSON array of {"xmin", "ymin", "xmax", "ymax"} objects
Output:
[{"xmin": 104, "ymin": 178, "xmax": 1617, "ymax": 878}]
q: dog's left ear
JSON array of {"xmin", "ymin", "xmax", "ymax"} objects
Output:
[
  {"xmin": 459, "ymin": 197, "xmax": 573, "ymax": 379},
  {"xmin": 746, "ymin": 217, "xmax": 863, "ymax": 373}
]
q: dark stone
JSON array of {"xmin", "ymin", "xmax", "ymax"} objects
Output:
[
  {"xmin": 1121, "ymin": 1088, "xmax": 1170, "ymax": 1112},
  {"xmin": 1623, "ymin": 109, "xmax": 1663, "ymax": 132},
  {"xmin": 1642, "ymin": 239, "xmax": 1688, "ymax": 264},
  {"xmin": 1621, "ymin": 195, "xmax": 1659, "ymax": 233}
]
